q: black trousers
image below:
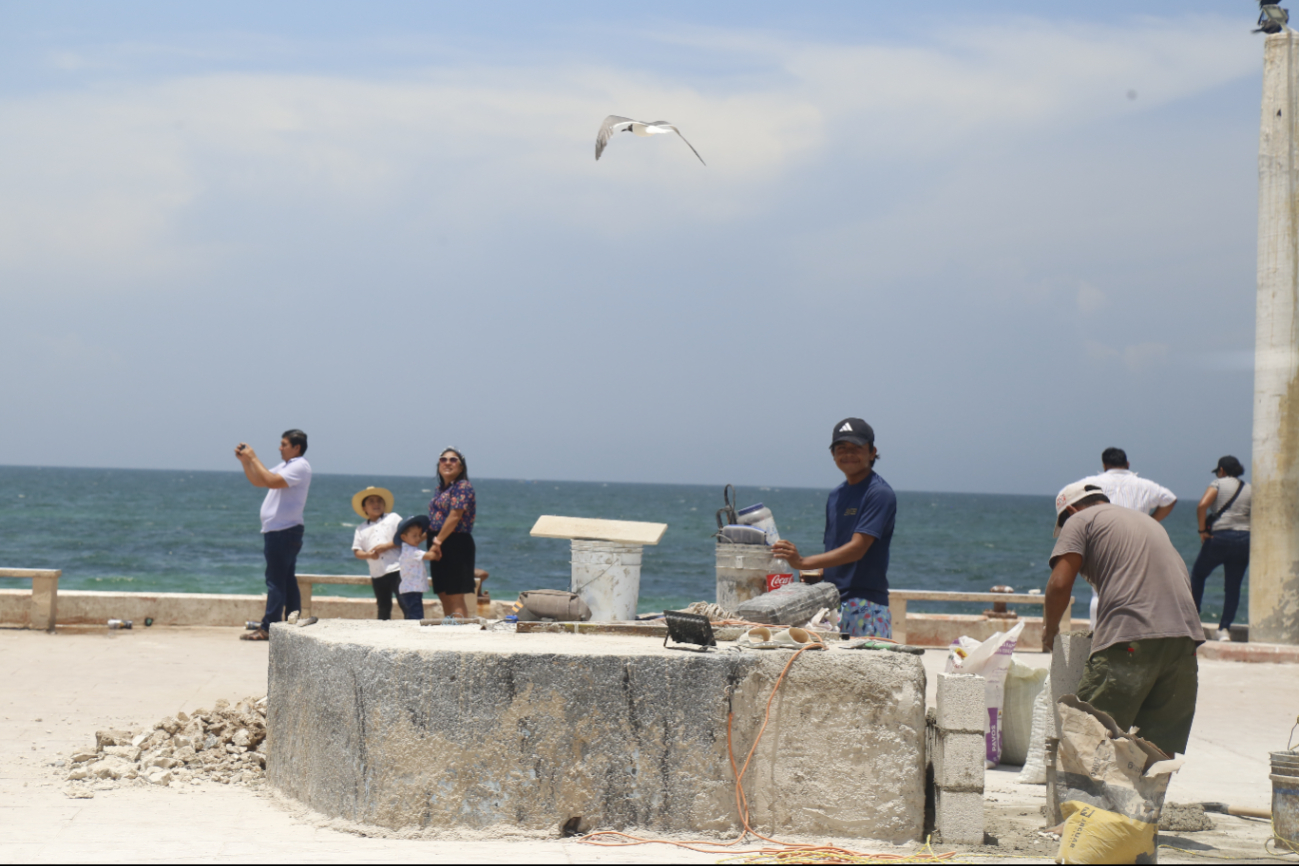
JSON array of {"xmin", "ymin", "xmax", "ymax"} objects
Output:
[{"xmin": 371, "ymin": 571, "xmax": 401, "ymax": 620}]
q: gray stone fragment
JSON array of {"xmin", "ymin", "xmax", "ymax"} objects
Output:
[
  {"xmin": 70, "ymin": 751, "xmax": 97, "ymax": 764},
  {"xmin": 732, "ymin": 580, "xmax": 841, "ymax": 625},
  {"xmin": 95, "ymin": 729, "xmax": 133, "ymax": 750}
]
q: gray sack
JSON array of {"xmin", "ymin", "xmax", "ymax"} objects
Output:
[{"xmin": 517, "ymin": 589, "xmax": 592, "ymax": 622}]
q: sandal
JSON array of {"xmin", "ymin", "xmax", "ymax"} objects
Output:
[{"xmin": 239, "ymin": 629, "xmax": 269, "ymax": 641}]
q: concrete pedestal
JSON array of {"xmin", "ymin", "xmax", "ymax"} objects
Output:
[{"xmin": 266, "ymin": 620, "xmax": 926, "ymax": 841}]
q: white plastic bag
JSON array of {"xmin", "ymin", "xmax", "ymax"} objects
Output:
[
  {"xmin": 945, "ymin": 621, "xmax": 1025, "ymax": 768},
  {"xmin": 1001, "ymin": 658, "xmax": 1049, "ymax": 766},
  {"xmin": 1017, "ymin": 672, "xmax": 1053, "ymax": 784}
]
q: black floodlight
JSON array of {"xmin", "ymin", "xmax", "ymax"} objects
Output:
[
  {"xmin": 663, "ymin": 610, "xmax": 716, "ymax": 652},
  {"xmin": 1258, "ymin": 1, "xmax": 1290, "ymax": 33}
]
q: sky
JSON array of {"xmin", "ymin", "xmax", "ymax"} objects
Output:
[{"xmin": 0, "ymin": 1, "xmax": 1271, "ymax": 499}]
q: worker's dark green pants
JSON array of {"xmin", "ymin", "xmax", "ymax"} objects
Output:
[{"xmin": 1075, "ymin": 636, "xmax": 1199, "ymax": 757}]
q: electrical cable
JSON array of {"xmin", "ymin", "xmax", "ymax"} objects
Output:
[{"xmin": 579, "ymin": 644, "xmax": 955, "ymax": 863}]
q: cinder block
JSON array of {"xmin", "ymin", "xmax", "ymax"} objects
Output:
[
  {"xmin": 1050, "ymin": 632, "xmax": 1092, "ymax": 738},
  {"xmin": 933, "ymin": 730, "xmax": 984, "ymax": 792},
  {"xmin": 935, "ymin": 673, "xmax": 985, "ymax": 734},
  {"xmin": 934, "ymin": 788, "xmax": 984, "ymax": 845}
]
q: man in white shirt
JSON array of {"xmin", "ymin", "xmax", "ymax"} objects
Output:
[
  {"xmin": 234, "ymin": 429, "xmax": 313, "ymax": 641},
  {"xmin": 1076, "ymin": 447, "xmax": 1177, "ymax": 627}
]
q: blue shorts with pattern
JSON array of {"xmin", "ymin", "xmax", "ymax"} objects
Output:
[{"xmin": 840, "ymin": 597, "xmax": 892, "ymax": 639}]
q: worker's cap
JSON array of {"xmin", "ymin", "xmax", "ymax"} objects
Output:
[
  {"xmin": 830, "ymin": 418, "xmax": 875, "ymax": 450},
  {"xmin": 1212, "ymin": 455, "xmax": 1245, "ymax": 477},
  {"xmin": 394, "ymin": 514, "xmax": 431, "ymax": 544},
  {"xmin": 1053, "ymin": 481, "xmax": 1108, "ymax": 538}
]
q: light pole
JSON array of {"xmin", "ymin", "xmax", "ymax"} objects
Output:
[{"xmin": 1252, "ymin": 2, "xmax": 1299, "ymax": 645}]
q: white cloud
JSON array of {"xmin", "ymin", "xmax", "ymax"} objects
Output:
[
  {"xmin": 1077, "ymin": 281, "xmax": 1107, "ymax": 314},
  {"xmin": 0, "ymin": 15, "xmax": 1258, "ymax": 297}
]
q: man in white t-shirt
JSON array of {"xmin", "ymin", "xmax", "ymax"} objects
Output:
[
  {"xmin": 1076, "ymin": 447, "xmax": 1177, "ymax": 628},
  {"xmin": 234, "ymin": 429, "xmax": 312, "ymax": 641}
]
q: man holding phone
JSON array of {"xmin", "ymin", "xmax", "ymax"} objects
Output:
[{"xmin": 234, "ymin": 429, "xmax": 312, "ymax": 641}]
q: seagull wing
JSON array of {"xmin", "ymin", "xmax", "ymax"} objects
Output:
[
  {"xmin": 665, "ymin": 125, "xmax": 706, "ymax": 166},
  {"xmin": 596, "ymin": 115, "xmax": 637, "ymax": 161}
]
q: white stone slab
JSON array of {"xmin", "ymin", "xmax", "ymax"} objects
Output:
[{"xmin": 529, "ymin": 515, "xmax": 666, "ymax": 545}]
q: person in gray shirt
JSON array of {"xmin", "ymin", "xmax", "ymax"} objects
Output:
[
  {"xmin": 1043, "ymin": 481, "xmax": 1205, "ymax": 757},
  {"xmin": 1191, "ymin": 455, "xmax": 1251, "ymax": 642}
]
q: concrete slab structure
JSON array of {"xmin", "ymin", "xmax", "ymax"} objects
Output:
[{"xmin": 266, "ymin": 620, "xmax": 927, "ymax": 841}]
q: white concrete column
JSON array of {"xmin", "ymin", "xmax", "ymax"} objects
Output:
[{"xmin": 1252, "ymin": 31, "xmax": 1299, "ymax": 645}]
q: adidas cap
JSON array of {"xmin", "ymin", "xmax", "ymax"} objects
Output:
[{"xmin": 830, "ymin": 418, "xmax": 875, "ymax": 450}]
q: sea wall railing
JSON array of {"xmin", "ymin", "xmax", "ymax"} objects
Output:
[
  {"xmin": 0, "ymin": 568, "xmax": 60, "ymax": 632},
  {"xmin": 888, "ymin": 590, "xmax": 1074, "ymax": 647}
]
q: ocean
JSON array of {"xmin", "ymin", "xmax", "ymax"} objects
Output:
[{"xmin": 0, "ymin": 465, "xmax": 1241, "ymax": 622}]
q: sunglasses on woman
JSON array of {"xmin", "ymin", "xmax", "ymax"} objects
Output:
[{"xmin": 439, "ymin": 457, "xmax": 460, "ymax": 465}]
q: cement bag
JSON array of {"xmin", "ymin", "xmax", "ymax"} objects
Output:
[
  {"xmin": 1000, "ymin": 658, "xmax": 1048, "ymax": 766},
  {"xmin": 1056, "ymin": 695, "xmax": 1182, "ymax": 864},
  {"xmin": 1016, "ymin": 672, "xmax": 1053, "ymax": 784},
  {"xmin": 517, "ymin": 590, "xmax": 592, "ymax": 622},
  {"xmin": 944, "ymin": 620, "xmax": 1025, "ymax": 768}
]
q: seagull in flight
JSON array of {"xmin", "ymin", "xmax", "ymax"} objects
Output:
[{"xmin": 595, "ymin": 116, "xmax": 706, "ymax": 165}]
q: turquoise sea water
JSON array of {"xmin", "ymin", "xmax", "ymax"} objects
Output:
[{"xmin": 0, "ymin": 465, "xmax": 1240, "ymax": 622}]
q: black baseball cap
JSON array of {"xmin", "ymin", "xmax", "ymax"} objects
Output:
[
  {"xmin": 394, "ymin": 514, "xmax": 431, "ymax": 544},
  {"xmin": 1212, "ymin": 455, "xmax": 1245, "ymax": 477},
  {"xmin": 830, "ymin": 418, "xmax": 875, "ymax": 450}
]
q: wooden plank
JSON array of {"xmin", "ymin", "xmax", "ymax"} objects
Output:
[
  {"xmin": 529, "ymin": 516, "xmax": 667, "ymax": 546},
  {"xmin": 0, "ymin": 568, "xmax": 62, "ymax": 579}
]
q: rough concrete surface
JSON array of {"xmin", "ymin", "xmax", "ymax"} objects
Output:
[
  {"xmin": 1, "ymin": 626, "xmax": 1295, "ymax": 863},
  {"xmin": 267, "ymin": 619, "xmax": 927, "ymax": 841}
]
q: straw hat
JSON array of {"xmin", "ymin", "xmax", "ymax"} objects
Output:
[{"xmin": 351, "ymin": 486, "xmax": 395, "ymax": 519}]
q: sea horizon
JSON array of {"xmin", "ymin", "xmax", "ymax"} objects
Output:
[{"xmin": 0, "ymin": 464, "xmax": 1240, "ymax": 622}]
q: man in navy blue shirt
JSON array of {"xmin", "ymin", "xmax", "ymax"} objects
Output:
[{"xmin": 772, "ymin": 418, "xmax": 898, "ymax": 638}]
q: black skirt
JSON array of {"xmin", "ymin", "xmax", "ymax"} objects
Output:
[{"xmin": 430, "ymin": 532, "xmax": 476, "ymax": 595}]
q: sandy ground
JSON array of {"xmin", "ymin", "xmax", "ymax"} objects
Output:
[{"xmin": 0, "ymin": 625, "xmax": 1295, "ymax": 863}]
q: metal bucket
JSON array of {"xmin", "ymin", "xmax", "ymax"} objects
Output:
[
  {"xmin": 716, "ymin": 543, "xmax": 773, "ymax": 613},
  {"xmin": 1272, "ymin": 752, "xmax": 1299, "ymax": 849},
  {"xmin": 570, "ymin": 540, "xmax": 642, "ymax": 621}
]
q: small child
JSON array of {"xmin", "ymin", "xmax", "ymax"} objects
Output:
[{"xmin": 394, "ymin": 515, "xmax": 437, "ymax": 621}]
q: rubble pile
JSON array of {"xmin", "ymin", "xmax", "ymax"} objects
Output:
[{"xmin": 61, "ymin": 697, "xmax": 268, "ymax": 794}]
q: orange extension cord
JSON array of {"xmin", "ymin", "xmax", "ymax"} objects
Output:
[{"xmin": 578, "ymin": 644, "xmax": 953, "ymax": 864}]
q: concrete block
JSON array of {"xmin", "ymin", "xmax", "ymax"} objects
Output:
[
  {"xmin": 932, "ymin": 731, "xmax": 984, "ymax": 792},
  {"xmin": 934, "ymin": 788, "xmax": 984, "ymax": 845},
  {"xmin": 267, "ymin": 620, "xmax": 928, "ymax": 841},
  {"xmin": 935, "ymin": 673, "xmax": 985, "ymax": 734},
  {"xmin": 1050, "ymin": 632, "xmax": 1092, "ymax": 738}
]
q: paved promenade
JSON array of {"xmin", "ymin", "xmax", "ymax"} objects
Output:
[{"xmin": 0, "ymin": 626, "xmax": 1294, "ymax": 863}]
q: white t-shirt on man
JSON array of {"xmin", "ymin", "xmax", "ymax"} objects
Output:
[
  {"xmin": 259, "ymin": 457, "xmax": 312, "ymax": 533},
  {"xmin": 1078, "ymin": 468, "xmax": 1176, "ymax": 515},
  {"xmin": 351, "ymin": 512, "xmax": 402, "ymax": 578}
]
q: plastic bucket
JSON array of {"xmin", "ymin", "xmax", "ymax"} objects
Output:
[
  {"xmin": 570, "ymin": 540, "xmax": 642, "ymax": 621},
  {"xmin": 716, "ymin": 543, "xmax": 774, "ymax": 613}
]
